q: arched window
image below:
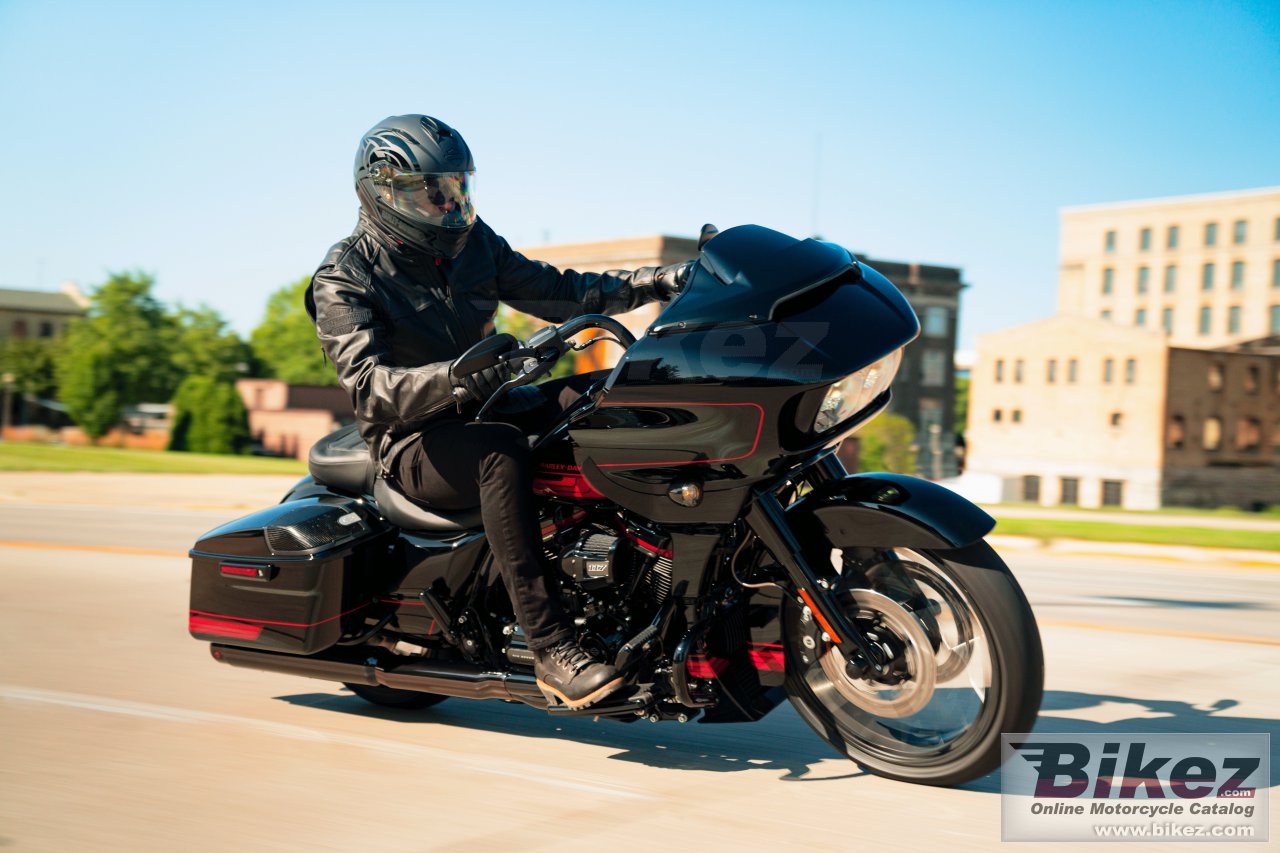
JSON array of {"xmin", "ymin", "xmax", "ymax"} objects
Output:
[
  {"xmin": 1167, "ymin": 415, "xmax": 1186, "ymax": 450},
  {"xmin": 1208, "ymin": 363, "xmax": 1224, "ymax": 391},
  {"xmin": 1236, "ymin": 418, "xmax": 1262, "ymax": 452},
  {"xmin": 1203, "ymin": 417, "xmax": 1223, "ymax": 451},
  {"xmin": 1110, "ymin": 412, "xmax": 1124, "ymax": 428}
]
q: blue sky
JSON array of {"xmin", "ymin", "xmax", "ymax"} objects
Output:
[{"xmin": 1, "ymin": 0, "xmax": 1277, "ymax": 349}]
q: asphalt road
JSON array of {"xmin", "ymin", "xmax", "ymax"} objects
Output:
[{"xmin": 2, "ymin": 498, "xmax": 1277, "ymax": 851}]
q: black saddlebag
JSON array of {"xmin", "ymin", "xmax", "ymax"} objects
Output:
[{"xmin": 189, "ymin": 497, "xmax": 390, "ymax": 654}]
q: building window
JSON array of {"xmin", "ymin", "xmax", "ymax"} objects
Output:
[
  {"xmin": 1208, "ymin": 363, "xmax": 1224, "ymax": 391},
  {"xmin": 921, "ymin": 350, "xmax": 947, "ymax": 387},
  {"xmin": 995, "ymin": 359, "xmax": 1004, "ymax": 383},
  {"xmin": 1047, "ymin": 359, "xmax": 1057, "ymax": 383},
  {"xmin": 1139, "ymin": 227, "xmax": 1151, "ymax": 251},
  {"xmin": 1244, "ymin": 366, "xmax": 1260, "ymax": 394},
  {"xmin": 1067, "ymin": 358, "xmax": 1078, "ymax": 383},
  {"xmin": 1199, "ymin": 306, "xmax": 1212, "ymax": 336},
  {"xmin": 1167, "ymin": 225, "xmax": 1179, "ymax": 249},
  {"xmin": 1102, "ymin": 267, "xmax": 1114, "ymax": 294},
  {"xmin": 1204, "ymin": 416, "xmax": 1223, "ymax": 450},
  {"xmin": 1137, "ymin": 266, "xmax": 1149, "ymax": 294},
  {"xmin": 1059, "ymin": 477, "xmax": 1079, "ymax": 506},
  {"xmin": 1022, "ymin": 475, "xmax": 1041, "ymax": 503},
  {"xmin": 1110, "ymin": 411, "xmax": 1124, "ymax": 427},
  {"xmin": 1101, "ymin": 309, "xmax": 1112, "ymax": 321},
  {"xmin": 1103, "ymin": 358, "xmax": 1115, "ymax": 384},
  {"xmin": 1228, "ymin": 305, "xmax": 1242, "ymax": 335},
  {"xmin": 1275, "ymin": 217, "xmax": 1280, "ymax": 241},
  {"xmin": 1231, "ymin": 261, "xmax": 1245, "ymax": 290},
  {"xmin": 993, "ymin": 409, "xmax": 1003, "ymax": 423},
  {"xmin": 1168, "ymin": 415, "xmax": 1186, "ymax": 450},
  {"xmin": 1101, "ymin": 480, "xmax": 1124, "ymax": 507},
  {"xmin": 1233, "ymin": 219, "xmax": 1247, "ymax": 245},
  {"xmin": 1205, "ymin": 221, "xmax": 1218, "ymax": 246},
  {"xmin": 1125, "ymin": 358, "xmax": 1136, "ymax": 383},
  {"xmin": 1104, "ymin": 230, "xmax": 1116, "ymax": 252},
  {"xmin": 1162, "ymin": 307, "xmax": 1174, "ymax": 333},
  {"xmin": 1272, "ymin": 304, "xmax": 1280, "ymax": 335},
  {"xmin": 1135, "ymin": 308, "xmax": 1147, "ymax": 326},
  {"xmin": 1012, "ymin": 409, "xmax": 1023, "ymax": 423},
  {"xmin": 1164, "ymin": 265, "xmax": 1177, "ymax": 293},
  {"xmin": 923, "ymin": 306, "xmax": 949, "ymax": 337},
  {"xmin": 38, "ymin": 321, "xmax": 54, "ymax": 338},
  {"xmin": 1237, "ymin": 418, "xmax": 1262, "ymax": 452},
  {"xmin": 1014, "ymin": 359, "xmax": 1024, "ymax": 383},
  {"xmin": 1273, "ymin": 258, "xmax": 1280, "ymax": 287},
  {"xmin": 1202, "ymin": 262, "xmax": 1215, "ymax": 290}
]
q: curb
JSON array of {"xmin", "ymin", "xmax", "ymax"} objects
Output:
[{"xmin": 987, "ymin": 534, "xmax": 1280, "ymax": 570}]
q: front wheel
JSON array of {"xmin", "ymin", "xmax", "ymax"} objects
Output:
[{"xmin": 783, "ymin": 540, "xmax": 1043, "ymax": 786}]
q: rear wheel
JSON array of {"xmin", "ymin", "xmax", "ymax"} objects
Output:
[
  {"xmin": 343, "ymin": 682, "xmax": 449, "ymax": 709},
  {"xmin": 782, "ymin": 540, "xmax": 1043, "ymax": 786}
]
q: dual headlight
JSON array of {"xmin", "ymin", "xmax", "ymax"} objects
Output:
[{"xmin": 813, "ymin": 348, "xmax": 902, "ymax": 433}]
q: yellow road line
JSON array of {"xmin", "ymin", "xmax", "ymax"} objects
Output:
[
  {"xmin": 1042, "ymin": 619, "xmax": 1280, "ymax": 647},
  {"xmin": 0, "ymin": 540, "xmax": 183, "ymax": 558}
]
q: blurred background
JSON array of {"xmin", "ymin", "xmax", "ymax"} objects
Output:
[{"xmin": 1, "ymin": 3, "xmax": 1278, "ymax": 848}]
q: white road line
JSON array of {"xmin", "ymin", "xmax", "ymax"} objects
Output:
[{"xmin": 0, "ymin": 684, "xmax": 651, "ymax": 801}]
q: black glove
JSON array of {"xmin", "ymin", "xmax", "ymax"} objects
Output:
[
  {"xmin": 654, "ymin": 261, "xmax": 694, "ymax": 301},
  {"xmin": 450, "ymin": 363, "xmax": 508, "ymax": 404}
]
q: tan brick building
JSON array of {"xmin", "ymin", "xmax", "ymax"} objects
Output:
[
  {"xmin": 966, "ymin": 317, "xmax": 1280, "ymax": 510},
  {"xmin": 1058, "ymin": 187, "xmax": 1280, "ymax": 346},
  {"xmin": 236, "ymin": 379, "xmax": 353, "ymax": 461}
]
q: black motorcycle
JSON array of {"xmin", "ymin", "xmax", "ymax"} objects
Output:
[{"xmin": 189, "ymin": 224, "xmax": 1043, "ymax": 786}]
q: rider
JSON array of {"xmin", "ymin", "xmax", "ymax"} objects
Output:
[{"xmin": 307, "ymin": 114, "xmax": 690, "ymax": 709}]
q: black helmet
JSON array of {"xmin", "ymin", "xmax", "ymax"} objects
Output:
[{"xmin": 354, "ymin": 115, "xmax": 477, "ymax": 258}]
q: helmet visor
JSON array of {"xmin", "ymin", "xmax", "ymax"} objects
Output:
[{"xmin": 373, "ymin": 167, "xmax": 476, "ymax": 229}]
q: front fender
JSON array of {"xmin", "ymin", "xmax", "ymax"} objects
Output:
[{"xmin": 788, "ymin": 472, "xmax": 995, "ymax": 550}]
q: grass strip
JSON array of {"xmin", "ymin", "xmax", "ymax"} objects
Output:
[
  {"xmin": 994, "ymin": 517, "xmax": 1280, "ymax": 552},
  {"xmin": 0, "ymin": 443, "xmax": 306, "ymax": 475}
]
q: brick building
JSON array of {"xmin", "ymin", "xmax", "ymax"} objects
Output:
[
  {"xmin": 0, "ymin": 282, "xmax": 88, "ymax": 340},
  {"xmin": 236, "ymin": 379, "xmax": 353, "ymax": 461}
]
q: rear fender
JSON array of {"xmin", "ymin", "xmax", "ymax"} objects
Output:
[{"xmin": 789, "ymin": 472, "xmax": 995, "ymax": 550}]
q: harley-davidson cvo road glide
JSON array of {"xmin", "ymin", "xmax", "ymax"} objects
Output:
[{"xmin": 189, "ymin": 224, "xmax": 1043, "ymax": 786}]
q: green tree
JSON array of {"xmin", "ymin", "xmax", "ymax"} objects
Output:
[
  {"xmin": 171, "ymin": 305, "xmax": 257, "ymax": 383},
  {"xmin": 857, "ymin": 413, "xmax": 917, "ymax": 474},
  {"xmin": 953, "ymin": 375, "xmax": 970, "ymax": 437},
  {"xmin": 168, "ymin": 375, "xmax": 251, "ymax": 454},
  {"xmin": 57, "ymin": 272, "xmax": 179, "ymax": 440},
  {"xmin": 250, "ymin": 277, "xmax": 337, "ymax": 385},
  {"xmin": 0, "ymin": 337, "xmax": 62, "ymax": 399}
]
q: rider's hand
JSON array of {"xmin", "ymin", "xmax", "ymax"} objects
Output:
[
  {"xmin": 654, "ymin": 261, "xmax": 693, "ymax": 301},
  {"xmin": 450, "ymin": 363, "xmax": 507, "ymax": 404}
]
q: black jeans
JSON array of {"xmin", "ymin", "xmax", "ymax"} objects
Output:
[{"xmin": 394, "ymin": 371, "xmax": 607, "ymax": 651}]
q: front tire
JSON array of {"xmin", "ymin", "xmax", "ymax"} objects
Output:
[{"xmin": 783, "ymin": 540, "xmax": 1043, "ymax": 786}]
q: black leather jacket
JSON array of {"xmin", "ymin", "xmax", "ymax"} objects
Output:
[{"xmin": 307, "ymin": 216, "xmax": 672, "ymax": 472}]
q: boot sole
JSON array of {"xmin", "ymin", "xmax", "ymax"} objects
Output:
[{"xmin": 536, "ymin": 676, "xmax": 625, "ymax": 710}]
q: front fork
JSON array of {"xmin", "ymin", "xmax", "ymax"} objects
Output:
[{"xmin": 744, "ymin": 452, "xmax": 887, "ymax": 678}]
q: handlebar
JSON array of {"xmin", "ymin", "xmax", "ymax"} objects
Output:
[{"xmin": 470, "ymin": 314, "xmax": 636, "ymax": 422}]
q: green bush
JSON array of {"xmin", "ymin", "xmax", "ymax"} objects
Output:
[{"xmin": 169, "ymin": 375, "xmax": 251, "ymax": 455}]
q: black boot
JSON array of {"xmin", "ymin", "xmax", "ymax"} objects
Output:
[{"xmin": 534, "ymin": 638, "xmax": 624, "ymax": 709}]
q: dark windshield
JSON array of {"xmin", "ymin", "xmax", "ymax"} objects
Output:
[{"xmin": 650, "ymin": 225, "xmax": 857, "ymax": 335}]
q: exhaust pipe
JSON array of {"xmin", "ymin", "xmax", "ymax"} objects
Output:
[{"xmin": 211, "ymin": 644, "xmax": 545, "ymax": 705}]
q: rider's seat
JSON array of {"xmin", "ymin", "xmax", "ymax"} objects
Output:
[{"xmin": 308, "ymin": 424, "xmax": 483, "ymax": 533}]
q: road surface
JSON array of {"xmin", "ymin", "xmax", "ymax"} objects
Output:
[{"xmin": 1, "ymin": 485, "xmax": 1276, "ymax": 851}]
